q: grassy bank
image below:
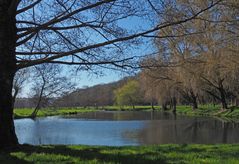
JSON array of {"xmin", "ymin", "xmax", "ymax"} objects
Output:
[
  {"xmin": 14, "ymin": 107, "xmax": 99, "ymax": 118},
  {"xmin": 175, "ymin": 105, "xmax": 239, "ymax": 120},
  {"xmin": 103, "ymin": 105, "xmax": 160, "ymax": 111},
  {"xmin": 14, "ymin": 105, "xmax": 239, "ymax": 120},
  {"xmin": 1, "ymin": 144, "xmax": 239, "ymax": 163},
  {"xmin": 13, "ymin": 106, "xmax": 158, "ymax": 118}
]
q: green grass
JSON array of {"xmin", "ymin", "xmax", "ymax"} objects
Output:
[
  {"xmin": 13, "ymin": 106, "xmax": 159, "ymax": 118},
  {"xmin": 1, "ymin": 144, "xmax": 239, "ymax": 164},
  {"xmin": 102, "ymin": 105, "xmax": 160, "ymax": 111},
  {"xmin": 13, "ymin": 105, "xmax": 239, "ymax": 121},
  {"xmin": 174, "ymin": 105, "xmax": 239, "ymax": 121},
  {"xmin": 14, "ymin": 107, "xmax": 99, "ymax": 118}
]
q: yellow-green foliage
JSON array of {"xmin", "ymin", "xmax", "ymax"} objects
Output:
[{"xmin": 114, "ymin": 80, "xmax": 142, "ymax": 107}]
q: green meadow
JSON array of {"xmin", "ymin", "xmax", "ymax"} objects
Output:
[{"xmin": 1, "ymin": 144, "xmax": 239, "ymax": 164}]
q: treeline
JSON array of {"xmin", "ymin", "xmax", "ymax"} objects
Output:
[
  {"xmin": 14, "ymin": 76, "xmax": 149, "ymax": 109},
  {"xmin": 14, "ymin": 77, "xmax": 131, "ymax": 108},
  {"xmin": 55, "ymin": 79, "xmax": 127, "ymax": 107},
  {"xmin": 112, "ymin": 1, "xmax": 239, "ymax": 111},
  {"xmin": 139, "ymin": 0, "xmax": 239, "ymax": 110}
]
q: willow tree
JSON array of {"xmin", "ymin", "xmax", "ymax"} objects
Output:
[
  {"xmin": 175, "ymin": 0, "xmax": 239, "ymax": 110},
  {"xmin": 140, "ymin": 0, "xmax": 238, "ymax": 110},
  {"xmin": 0, "ymin": 0, "xmax": 222, "ymax": 148},
  {"xmin": 140, "ymin": 56, "xmax": 180, "ymax": 111}
]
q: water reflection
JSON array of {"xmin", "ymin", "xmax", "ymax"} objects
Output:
[
  {"xmin": 137, "ymin": 118, "xmax": 239, "ymax": 144},
  {"xmin": 69, "ymin": 111, "xmax": 177, "ymax": 120},
  {"xmin": 14, "ymin": 111, "xmax": 239, "ymax": 146}
]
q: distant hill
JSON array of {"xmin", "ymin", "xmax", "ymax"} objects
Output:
[
  {"xmin": 14, "ymin": 98, "xmax": 35, "ymax": 108},
  {"xmin": 14, "ymin": 76, "xmax": 137, "ymax": 108},
  {"xmin": 54, "ymin": 77, "xmax": 132, "ymax": 107}
]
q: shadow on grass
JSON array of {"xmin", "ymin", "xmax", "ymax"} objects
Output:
[
  {"xmin": 0, "ymin": 152, "xmax": 32, "ymax": 164},
  {"xmin": 1, "ymin": 144, "xmax": 167, "ymax": 164},
  {"xmin": 1, "ymin": 144, "xmax": 238, "ymax": 163}
]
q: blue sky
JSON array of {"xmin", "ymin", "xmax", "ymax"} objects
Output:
[
  {"xmin": 75, "ymin": 70, "xmax": 127, "ymax": 87},
  {"xmin": 72, "ymin": 16, "xmax": 156, "ymax": 88}
]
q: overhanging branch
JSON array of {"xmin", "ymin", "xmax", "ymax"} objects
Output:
[{"xmin": 16, "ymin": 0, "xmax": 222, "ymax": 70}]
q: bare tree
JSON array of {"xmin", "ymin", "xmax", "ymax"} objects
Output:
[
  {"xmin": 12, "ymin": 68, "xmax": 29, "ymax": 107},
  {"xmin": 30, "ymin": 64, "xmax": 74, "ymax": 118}
]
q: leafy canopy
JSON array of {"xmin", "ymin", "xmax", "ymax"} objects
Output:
[{"xmin": 114, "ymin": 80, "xmax": 142, "ymax": 107}]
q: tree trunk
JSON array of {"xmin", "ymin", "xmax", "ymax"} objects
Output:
[
  {"xmin": 190, "ymin": 90, "xmax": 198, "ymax": 110},
  {"xmin": 151, "ymin": 101, "xmax": 155, "ymax": 110},
  {"xmin": 191, "ymin": 96, "xmax": 198, "ymax": 110},
  {"xmin": 192, "ymin": 102, "xmax": 198, "ymax": 110},
  {"xmin": 31, "ymin": 82, "xmax": 45, "ymax": 118},
  {"xmin": 218, "ymin": 82, "xmax": 228, "ymax": 110},
  {"xmin": 0, "ymin": 78, "xmax": 18, "ymax": 148},
  {"xmin": 31, "ymin": 107, "xmax": 40, "ymax": 119},
  {"xmin": 221, "ymin": 99, "xmax": 228, "ymax": 110},
  {"xmin": 172, "ymin": 97, "xmax": 176, "ymax": 114},
  {"xmin": 169, "ymin": 99, "xmax": 172, "ymax": 110},
  {"xmin": 12, "ymin": 86, "xmax": 19, "ymax": 108},
  {"xmin": 0, "ymin": 1, "xmax": 19, "ymax": 148},
  {"xmin": 162, "ymin": 102, "xmax": 167, "ymax": 111}
]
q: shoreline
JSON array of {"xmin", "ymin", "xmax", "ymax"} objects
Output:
[{"xmin": 13, "ymin": 106, "xmax": 239, "ymax": 122}]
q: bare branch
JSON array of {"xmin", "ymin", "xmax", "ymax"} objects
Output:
[
  {"xmin": 17, "ymin": 0, "xmax": 115, "ymax": 38},
  {"xmin": 17, "ymin": 0, "xmax": 42, "ymax": 14}
]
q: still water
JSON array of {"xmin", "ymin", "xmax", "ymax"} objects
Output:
[{"xmin": 14, "ymin": 111, "xmax": 239, "ymax": 146}]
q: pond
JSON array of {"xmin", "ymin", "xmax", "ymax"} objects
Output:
[{"xmin": 14, "ymin": 111, "xmax": 239, "ymax": 146}]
